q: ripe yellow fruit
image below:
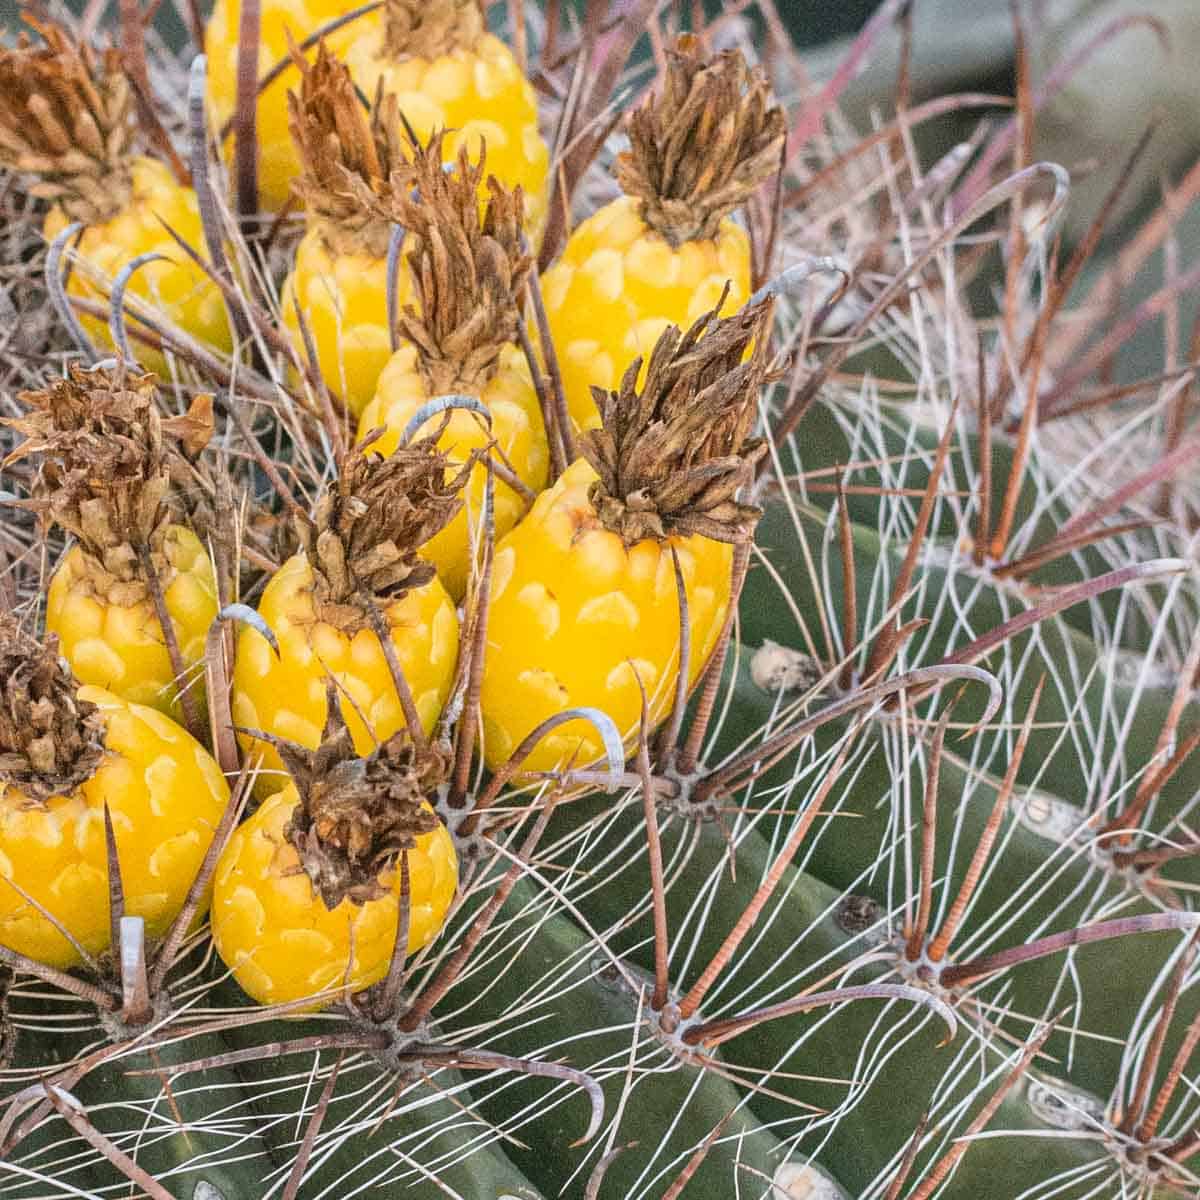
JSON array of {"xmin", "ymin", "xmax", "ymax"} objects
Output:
[
  {"xmin": 344, "ymin": 0, "xmax": 549, "ymax": 241},
  {"xmin": 231, "ymin": 437, "xmax": 465, "ymax": 796},
  {"xmin": 212, "ymin": 785, "xmax": 456, "ymax": 1005},
  {"xmin": 5, "ymin": 366, "xmax": 218, "ymax": 721},
  {"xmin": 480, "ymin": 458, "xmax": 733, "ymax": 771},
  {"xmin": 480, "ymin": 299, "xmax": 775, "ymax": 771},
  {"xmin": 0, "ymin": 22, "xmax": 230, "ymax": 376},
  {"xmin": 232, "ymin": 553, "xmax": 458, "ymax": 793},
  {"xmin": 540, "ymin": 37, "xmax": 784, "ymax": 430},
  {"xmin": 212, "ymin": 709, "xmax": 456, "ymax": 1006},
  {"xmin": 358, "ymin": 138, "xmax": 547, "ymax": 599},
  {"xmin": 204, "ymin": 0, "xmax": 364, "ymax": 214},
  {"xmin": 0, "ymin": 620, "xmax": 229, "ymax": 970},
  {"xmin": 205, "ymin": 0, "xmax": 549, "ymax": 235},
  {"xmin": 47, "ymin": 527, "xmax": 217, "ymax": 715},
  {"xmin": 280, "ymin": 44, "xmax": 416, "ymax": 417},
  {"xmin": 281, "ymin": 228, "xmax": 406, "ymax": 419}
]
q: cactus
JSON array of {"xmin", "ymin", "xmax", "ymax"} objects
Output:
[{"xmin": 1, "ymin": 4, "xmax": 1200, "ymax": 1200}]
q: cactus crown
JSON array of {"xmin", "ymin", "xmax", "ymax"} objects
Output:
[
  {"xmin": 616, "ymin": 35, "xmax": 785, "ymax": 247},
  {"xmin": 275, "ymin": 697, "xmax": 444, "ymax": 909},
  {"xmin": 295, "ymin": 434, "xmax": 468, "ymax": 632},
  {"xmin": 287, "ymin": 42, "xmax": 412, "ymax": 257},
  {"xmin": 0, "ymin": 614, "xmax": 104, "ymax": 803},
  {"xmin": 393, "ymin": 134, "xmax": 531, "ymax": 395},
  {"xmin": 5, "ymin": 365, "xmax": 203, "ymax": 601},
  {"xmin": 580, "ymin": 295, "xmax": 774, "ymax": 545},
  {"xmin": 0, "ymin": 17, "xmax": 134, "ymax": 226},
  {"xmin": 382, "ymin": 0, "xmax": 485, "ymax": 61}
]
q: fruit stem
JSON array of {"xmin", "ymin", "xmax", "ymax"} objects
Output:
[
  {"xmin": 653, "ymin": 549, "xmax": 690, "ymax": 765},
  {"xmin": 447, "ymin": 468, "xmax": 495, "ymax": 808}
]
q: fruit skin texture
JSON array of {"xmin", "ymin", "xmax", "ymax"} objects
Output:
[
  {"xmin": 211, "ymin": 787, "xmax": 457, "ymax": 1005},
  {"xmin": 203, "ymin": 0, "xmax": 365, "ymax": 214},
  {"xmin": 479, "ymin": 458, "xmax": 733, "ymax": 772},
  {"xmin": 0, "ymin": 687, "xmax": 229, "ymax": 969},
  {"xmin": 281, "ymin": 227, "xmax": 409, "ymax": 418},
  {"xmin": 46, "ymin": 525, "xmax": 218, "ymax": 720},
  {"xmin": 231, "ymin": 553, "xmax": 459, "ymax": 795},
  {"xmin": 343, "ymin": 30, "xmax": 549, "ymax": 241},
  {"xmin": 358, "ymin": 343, "xmax": 549, "ymax": 599},
  {"xmin": 44, "ymin": 158, "xmax": 231, "ymax": 376},
  {"xmin": 540, "ymin": 195, "xmax": 751, "ymax": 431}
]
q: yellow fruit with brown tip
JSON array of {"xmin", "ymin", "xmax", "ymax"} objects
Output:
[
  {"xmin": 280, "ymin": 43, "xmax": 416, "ymax": 416},
  {"xmin": 480, "ymin": 299, "xmax": 775, "ymax": 771},
  {"xmin": 0, "ymin": 21, "xmax": 230, "ymax": 376},
  {"xmin": 231, "ymin": 434, "xmax": 465, "ymax": 796},
  {"xmin": 5, "ymin": 365, "xmax": 217, "ymax": 721},
  {"xmin": 0, "ymin": 619, "xmax": 229, "ymax": 970},
  {"xmin": 540, "ymin": 37, "xmax": 784, "ymax": 430},
  {"xmin": 212, "ymin": 713, "xmax": 457, "ymax": 1006},
  {"xmin": 357, "ymin": 134, "xmax": 547, "ymax": 600}
]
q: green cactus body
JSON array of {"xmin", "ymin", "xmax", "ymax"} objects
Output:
[
  {"xmin": 543, "ymin": 791, "xmax": 1117, "ymax": 1197},
  {"xmin": 742, "ymin": 498, "xmax": 1199, "ymax": 848},
  {"xmin": 205, "ymin": 993, "xmax": 547, "ymax": 1199},
  {"xmin": 439, "ymin": 877, "xmax": 797, "ymax": 1200},
  {"xmin": 71, "ymin": 1031, "xmax": 275, "ymax": 1199}
]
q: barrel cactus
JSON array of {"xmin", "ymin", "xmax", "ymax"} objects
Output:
[{"xmin": 1, "ymin": 4, "xmax": 1199, "ymax": 1200}]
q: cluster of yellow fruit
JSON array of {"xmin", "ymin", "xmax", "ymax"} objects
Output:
[{"xmin": 0, "ymin": 8, "xmax": 785, "ymax": 1012}]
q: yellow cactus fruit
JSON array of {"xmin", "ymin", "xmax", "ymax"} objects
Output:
[
  {"xmin": 212, "ymin": 707, "xmax": 457, "ymax": 1006},
  {"xmin": 5, "ymin": 365, "xmax": 218, "ymax": 722},
  {"xmin": 0, "ymin": 616, "xmax": 229, "ymax": 970},
  {"xmin": 204, "ymin": 0, "xmax": 366, "ymax": 214},
  {"xmin": 343, "ymin": 0, "xmax": 549, "ymax": 241},
  {"xmin": 0, "ymin": 19, "xmax": 231, "ymax": 376},
  {"xmin": 281, "ymin": 44, "xmax": 416, "ymax": 417},
  {"xmin": 540, "ymin": 36, "xmax": 784, "ymax": 430},
  {"xmin": 231, "ymin": 435, "xmax": 465, "ymax": 796},
  {"xmin": 358, "ymin": 135, "xmax": 548, "ymax": 599},
  {"xmin": 480, "ymin": 298, "xmax": 776, "ymax": 772}
]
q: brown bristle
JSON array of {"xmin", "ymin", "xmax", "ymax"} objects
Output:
[
  {"xmin": 392, "ymin": 132, "xmax": 531, "ymax": 395},
  {"xmin": 616, "ymin": 35, "xmax": 785, "ymax": 247},
  {"xmin": 580, "ymin": 295, "xmax": 776, "ymax": 546},
  {"xmin": 0, "ymin": 612, "xmax": 104, "ymax": 803},
  {"xmin": 287, "ymin": 41, "xmax": 412, "ymax": 257},
  {"xmin": 276, "ymin": 698, "xmax": 445, "ymax": 909},
  {"xmin": 0, "ymin": 16, "xmax": 134, "ymax": 226},
  {"xmin": 293, "ymin": 434, "xmax": 470, "ymax": 632},
  {"xmin": 382, "ymin": 0, "xmax": 485, "ymax": 61},
  {"xmin": 5, "ymin": 365, "xmax": 202, "ymax": 603}
]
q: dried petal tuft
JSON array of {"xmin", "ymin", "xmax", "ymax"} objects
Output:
[
  {"xmin": 5, "ymin": 364, "xmax": 197, "ymax": 601},
  {"xmin": 0, "ymin": 17, "xmax": 134, "ymax": 226},
  {"xmin": 382, "ymin": 0, "xmax": 484, "ymax": 61},
  {"xmin": 287, "ymin": 42, "xmax": 412, "ymax": 257},
  {"xmin": 616, "ymin": 35, "xmax": 785, "ymax": 246},
  {"xmin": 0, "ymin": 614, "xmax": 105, "ymax": 804},
  {"xmin": 277, "ymin": 696, "xmax": 445, "ymax": 908},
  {"xmin": 393, "ymin": 132, "xmax": 531, "ymax": 395},
  {"xmin": 580, "ymin": 295, "xmax": 777, "ymax": 545},
  {"xmin": 294, "ymin": 434, "xmax": 469, "ymax": 632}
]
